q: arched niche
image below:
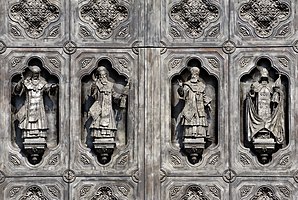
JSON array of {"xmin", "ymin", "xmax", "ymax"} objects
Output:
[
  {"xmin": 11, "ymin": 57, "xmax": 59, "ymax": 165},
  {"xmin": 171, "ymin": 58, "xmax": 218, "ymax": 164},
  {"xmin": 240, "ymin": 57, "xmax": 289, "ymax": 164},
  {"xmin": 81, "ymin": 58, "xmax": 129, "ymax": 164}
]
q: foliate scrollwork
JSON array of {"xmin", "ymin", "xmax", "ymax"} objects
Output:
[
  {"xmin": 47, "ymin": 57, "xmax": 61, "ymax": 69},
  {"xmin": 169, "ymin": 185, "xmax": 182, "ymax": 198},
  {"xmin": 9, "ymin": 0, "xmax": 60, "ymax": 39},
  {"xmin": 251, "ymin": 186, "xmax": 279, "ymax": 200},
  {"xmin": 276, "ymin": 23, "xmax": 290, "ymax": 37},
  {"xmin": 278, "ymin": 154, "xmax": 289, "ymax": 165},
  {"xmin": 117, "ymin": 25, "xmax": 130, "ymax": 38},
  {"xmin": 238, "ymin": 23, "xmax": 252, "ymax": 37},
  {"xmin": 207, "ymin": 57, "xmax": 220, "ymax": 69},
  {"xmin": 169, "ymin": 26, "xmax": 182, "ymax": 38},
  {"xmin": 80, "ymin": 57, "xmax": 94, "ymax": 69},
  {"xmin": 80, "ymin": 153, "xmax": 91, "ymax": 165},
  {"xmin": 239, "ymin": 185, "xmax": 253, "ymax": 198},
  {"xmin": 117, "ymin": 152, "xmax": 129, "ymax": 166},
  {"xmin": 207, "ymin": 23, "xmax": 220, "ymax": 38},
  {"xmin": 239, "ymin": 152, "xmax": 251, "ymax": 166},
  {"xmin": 10, "ymin": 24, "xmax": 24, "ymax": 38},
  {"xmin": 46, "ymin": 185, "xmax": 60, "ymax": 198},
  {"xmin": 10, "ymin": 56, "xmax": 25, "ymax": 68},
  {"xmin": 207, "ymin": 152, "xmax": 220, "ymax": 165},
  {"xmin": 277, "ymin": 57, "xmax": 289, "ymax": 68},
  {"xmin": 48, "ymin": 153, "xmax": 59, "ymax": 165},
  {"xmin": 181, "ymin": 185, "xmax": 209, "ymax": 200},
  {"xmin": 48, "ymin": 24, "xmax": 61, "ymax": 38},
  {"xmin": 20, "ymin": 186, "xmax": 49, "ymax": 200},
  {"xmin": 79, "ymin": 0, "xmax": 129, "ymax": 39},
  {"xmin": 208, "ymin": 185, "xmax": 220, "ymax": 198},
  {"xmin": 9, "ymin": 153, "xmax": 21, "ymax": 166},
  {"xmin": 9, "ymin": 186, "xmax": 23, "ymax": 198},
  {"xmin": 239, "ymin": 56, "xmax": 253, "ymax": 68},
  {"xmin": 80, "ymin": 185, "xmax": 92, "ymax": 197},
  {"xmin": 91, "ymin": 187, "xmax": 118, "ymax": 200},
  {"xmin": 277, "ymin": 186, "xmax": 290, "ymax": 198},
  {"xmin": 239, "ymin": 0, "xmax": 290, "ymax": 38},
  {"xmin": 169, "ymin": 153, "xmax": 182, "ymax": 167},
  {"xmin": 117, "ymin": 185, "xmax": 130, "ymax": 196},
  {"xmin": 170, "ymin": 0, "xmax": 220, "ymax": 38}
]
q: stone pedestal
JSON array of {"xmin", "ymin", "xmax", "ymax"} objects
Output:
[
  {"xmin": 183, "ymin": 137, "xmax": 206, "ymax": 164},
  {"xmin": 93, "ymin": 137, "xmax": 116, "ymax": 164},
  {"xmin": 23, "ymin": 137, "xmax": 47, "ymax": 164}
]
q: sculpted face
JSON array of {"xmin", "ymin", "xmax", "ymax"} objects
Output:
[
  {"xmin": 32, "ymin": 72, "xmax": 40, "ymax": 80},
  {"xmin": 99, "ymin": 70, "xmax": 108, "ymax": 84}
]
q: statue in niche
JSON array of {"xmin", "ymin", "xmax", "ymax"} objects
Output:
[
  {"xmin": 245, "ymin": 66, "xmax": 285, "ymax": 164},
  {"xmin": 178, "ymin": 67, "xmax": 212, "ymax": 139},
  {"xmin": 12, "ymin": 65, "xmax": 58, "ymax": 164},
  {"xmin": 175, "ymin": 65, "xmax": 213, "ymax": 164},
  {"xmin": 88, "ymin": 66, "xmax": 128, "ymax": 164}
]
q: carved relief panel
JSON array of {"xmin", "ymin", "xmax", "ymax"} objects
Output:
[
  {"xmin": 231, "ymin": 178, "xmax": 298, "ymax": 200},
  {"xmin": 0, "ymin": 0, "xmax": 69, "ymax": 47},
  {"xmin": 162, "ymin": 177, "xmax": 228, "ymax": 200},
  {"xmin": 161, "ymin": 0, "xmax": 229, "ymax": 47},
  {"xmin": 70, "ymin": 178, "xmax": 137, "ymax": 199},
  {"xmin": 229, "ymin": 49, "xmax": 296, "ymax": 175},
  {"xmin": 0, "ymin": 49, "xmax": 69, "ymax": 176},
  {"xmin": 160, "ymin": 49, "xmax": 229, "ymax": 182},
  {"xmin": 69, "ymin": 49, "xmax": 140, "ymax": 177},
  {"xmin": 70, "ymin": 0, "xmax": 140, "ymax": 47},
  {"xmin": 0, "ymin": 178, "xmax": 67, "ymax": 199},
  {"xmin": 230, "ymin": 0, "xmax": 297, "ymax": 46}
]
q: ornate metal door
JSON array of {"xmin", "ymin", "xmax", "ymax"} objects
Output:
[{"xmin": 0, "ymin": 0, "xmax": 298, "ymax": 199}]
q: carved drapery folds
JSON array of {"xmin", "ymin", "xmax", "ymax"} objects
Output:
[
  {"xmin": 9, "ymin": 0, "xmax": 60, "ymax": 39},
  {"xmin": 170, "ymin": 0, "xmax": 220, "ymax": 38},
  {"xmin": 241, "ymin": 57, "xmax": 288, "ymax": 164},
  {"xmin": 171, "ymin": 58, "xmax": 217, "ymax": 164},
  {"xmin": 82, "ymin": 59, "xmax": 129, "ymax": 164},
  {"xmin": 239, "ymin": 0, "xmax": 290, "ymax": 38},
  {"xmin": 79, "ymin": 0, "xmax": 129, "ymax": 39},
  {"xmin": 11, "ymin": 57, "xmax": 59, "ymax": 165}
]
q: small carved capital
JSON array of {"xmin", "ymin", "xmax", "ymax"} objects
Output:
[
  {"xmin": 222, "ymin": 169, "xmax": 236, "ymax": 183},
  {"xmin": 0, "ymin": 41, "xmax": 7, "ymax": 54},
  {"xmin": 160, "ymin": 169, "xmax": 167, "ymax": 183},
  {"xmin": 63, "ymin": 41, "xmax": 77, "ymax": 54},
  {"xmin": 293, "ymin": 171, "xmax": 298, "ymax": 183},
  {"xmin": 222, "ymin": 41, "xmax": 236, "ymax": 54},
  {"xmin": 131, "ymin": 169, "xmax": 139, "ymax": 183},
  {"xmin": 292, "ymin": 40, "xmax": 298, "ymax": 53},
  {"xmin": 0, "ymin": 170, "xmax": 5, "ymax": 184},
  {"xmin": 63, "ymin": 169, "xmax": 76, "ymax": 183}
]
